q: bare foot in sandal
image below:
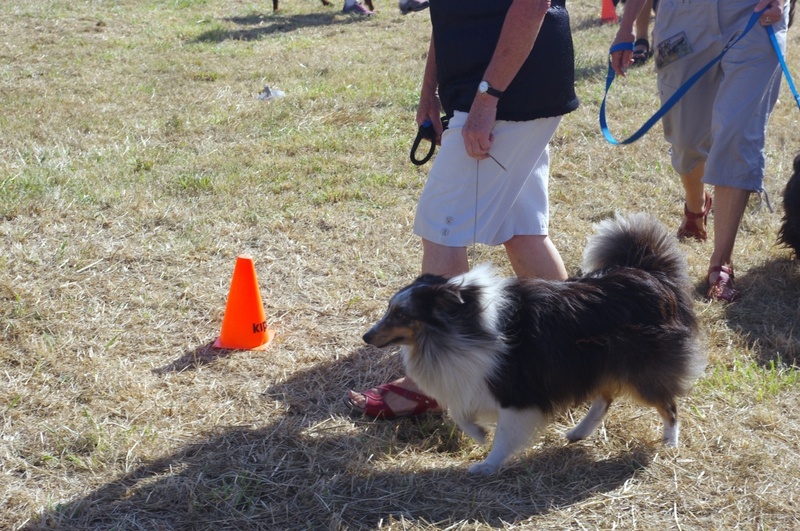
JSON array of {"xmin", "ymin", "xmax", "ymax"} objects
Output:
[
  {"xmin": 345, "ymin": 376, "xmax": 442, "ymax": 419},
  {"xmin": 632, "ymin": 38, "xmax": 652, "ymax": 65}
]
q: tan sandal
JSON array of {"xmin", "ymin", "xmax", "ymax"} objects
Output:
[{"xmin": 677, "ymin": 192, "xmax": 712, "ymax": 241}]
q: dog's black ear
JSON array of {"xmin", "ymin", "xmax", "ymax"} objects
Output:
[
  {"xmin": 794, "ymin": 153, "xmax": 800, "ymax": 173},
  {"xmin": 413, "ymin": 273, "xmax": 461, "ymax": 303},
  {"xmin": 415, "ymin": 280, "xmax": 464, "ymax": 309}
]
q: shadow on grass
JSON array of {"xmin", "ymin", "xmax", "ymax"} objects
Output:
[
  {"xmin": 575, "ymin": 62, "xmax": 609, "ymax": 83},
  {"xmin": 720, "ymin": 256, "xmax": 800, "ymax": 366},
  {"xmin": 151, "ymin": 341, "xmax": 235, "ymax": 374},
  {"xmin": 25, "ymin": 345, "xmax": 653, "ymax": 529},
  {"xmin": 192, "ymin": 11, "xmax": 370, "ymax": 43}
]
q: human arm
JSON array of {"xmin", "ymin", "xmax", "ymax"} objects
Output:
[
  {"xmin": 416, "ymin": 34, "xmax": 444, "ymax": 143},
  {"xmin": 608, "ymin": 0, "xmax": 648, "ymax": 76},
  {"xmin": 461, "ymin": 0, "xmax": 550, "ymax": 160}
]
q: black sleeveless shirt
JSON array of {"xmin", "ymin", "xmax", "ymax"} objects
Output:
[{"xmin": 430, "ymin": 0, "xmax": 579, "ymax": 121}]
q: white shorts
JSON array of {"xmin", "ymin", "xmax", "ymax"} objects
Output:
[
  {"xmin": 653, "ymin": 0, "xmax": 787, "ymax": 191},
  {"xmin": 413, "ymin": 112, "xmax": 561, "ymax": 247}
]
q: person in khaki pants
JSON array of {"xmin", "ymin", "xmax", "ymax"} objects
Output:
[{"xmin": 610, "ymin": 0, "xmax": 790, "ymax": 302}]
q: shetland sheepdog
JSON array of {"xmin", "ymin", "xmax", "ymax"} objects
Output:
[
  {"xmin": 778, "ymin": 153, "xmax": 800, "ymax": 258},
  {"xmin": 363, "ymin": 213, "xmax": 706, "ymax": 474}
]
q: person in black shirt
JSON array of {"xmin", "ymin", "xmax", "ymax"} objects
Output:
[{"xmin": 346, "ymin": 0, "xmax": 579, "ymax": 419}]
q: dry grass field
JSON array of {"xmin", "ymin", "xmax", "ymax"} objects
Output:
[{"xmin": 2, "ymin": 0, "xmax": 800, "ymax": 529}]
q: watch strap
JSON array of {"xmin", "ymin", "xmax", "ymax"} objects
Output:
[{"xmin": 480, "ymin": 81, "xmax": 503, "ymax": 98}]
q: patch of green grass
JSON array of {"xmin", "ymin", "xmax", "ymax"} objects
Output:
[{"xmin": 699, "ymin": 356, "xmax": 800, "ymax": 404}]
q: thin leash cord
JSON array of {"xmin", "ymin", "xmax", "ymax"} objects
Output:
[{"xmin": 472, "ymin": 159, "xmax": 479, "ymax": 265}]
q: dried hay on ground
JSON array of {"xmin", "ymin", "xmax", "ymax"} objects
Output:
[{"xmin": 2, "ymin": 1, "xmax": 800, "ymax": 529}]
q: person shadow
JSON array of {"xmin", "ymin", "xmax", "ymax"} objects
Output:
[
  {"xmin": 192, "ymin": 10, "xmax": 372, "ymax": 43},
  {"xmin": 714, "ymin": 255, "xmax": 800, "ymax": 366},
  {"xmin": 24, "ymin": 342, "xmax": 654, "ymax": 530}
]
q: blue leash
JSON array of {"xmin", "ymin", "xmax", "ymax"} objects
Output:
[
  {"xmin": 768, "ymin": 23, "xmax": 800, "ymax": 110},
  {"xmin": 601, "ymin": 9, "xmax": 800, "ymax": 145}
]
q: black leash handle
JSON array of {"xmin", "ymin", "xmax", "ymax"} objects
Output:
[{"xmin": 410, "ymin": 117, "xmax": 448, "ymax": 166}]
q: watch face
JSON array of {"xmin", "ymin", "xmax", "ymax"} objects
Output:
[{"xmin": 479, "ymin": 81, "xmax": 488, "ymax": 93}]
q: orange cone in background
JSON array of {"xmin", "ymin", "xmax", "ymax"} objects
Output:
[
  {"xmin": 601, "ymin": 0, "xmax": 618, "ymax": 23},
  {"xmin": 213, "ymin": 255, "xmax": 275, "ymax": 350}
]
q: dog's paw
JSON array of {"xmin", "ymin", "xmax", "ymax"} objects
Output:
[
  {"xmin": 662, "ymin": 423, "xmax": 679, "ymax": 447},
  {"xmin": 468, "ymin": 461, "xmax": 499, "ymax": 475},
  {"xmin": 564, "ymin": 427, "xmax": 586, "ymax": 443},
  {"xmin": 662, "ymin": 432, "xmax": 679, "ymax": 448}
]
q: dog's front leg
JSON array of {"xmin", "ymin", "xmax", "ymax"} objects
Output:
[{"xmin": 468, "ymin": 407, "xmax": 546, "ymax": 475}]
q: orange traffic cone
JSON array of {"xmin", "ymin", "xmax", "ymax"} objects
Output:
[
  {"xmin": 213, "ymin": 255, "xmax": 275, "ymax": 350},
  {"xmin": 601, "ymin": 0, "xmax": 618, "ymax": 23}
]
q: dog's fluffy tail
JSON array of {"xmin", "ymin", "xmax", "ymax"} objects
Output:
[
  {"xmin": 581, "ymin": 212, "xmax": 690, "ymax": 287},
  {"xmin": 582, "ymin": 212, "xmax": 705, "ymax": 397}
]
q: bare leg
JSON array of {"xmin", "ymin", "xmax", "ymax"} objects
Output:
[
  {"xmin": 680, "ymin": 162, "xmax": 750, "ymax": 286},
  {"xmin": 634, "ymin": 0, "xmax": 653, "ymax": 42},
  {"xmin": 708, "ymin": 185, "xmax": 750, "ymax": 280},
  {"xmin": 503, "ymin": 234, "xmax": 567, "ymax": 281},
  {"xmin": 420, "ymin": 239, "xmax": 469, "ymax": 278},
  {"xmin": 677, "ymin": 162, "xmax": 712, "ymax": 240},
  {"xmin": 632, "ymin": 0, "xmax": 654, "ymax": 61},
  {"xmin": 681, "ymin": 162, "xmax": 707, "ymax": 215}
]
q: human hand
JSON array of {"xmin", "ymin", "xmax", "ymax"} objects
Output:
[
  {"xmin": 416, "ymin": 95, "xmax": 443, "ymax": 145},
  {"xmin": 609, "ymin": 28, "xmax": 636, "ymax": 77},
  {"xmin": 755, "ymin": 0, "xmax": 784, "ymax": 25},
  {"xmin": 462, "ymin": 95, "xmax": 497, "ymax": 160}
]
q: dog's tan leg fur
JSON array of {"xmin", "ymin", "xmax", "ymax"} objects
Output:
[{"xmin": 565, "ymin": 395, "xmax": 611, "ymax": 442}]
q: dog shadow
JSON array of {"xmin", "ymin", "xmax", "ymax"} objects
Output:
[
  {"xmin": 25, "ymin": 345, "xmax": 653, "ymax": 529},
  {"xmin": 192, "ymin": 11, "xmax": 371, "ymax": 43},
  {"xmin": 717, "ymin": 256, "xmax": 800, "ymax": 366}
]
